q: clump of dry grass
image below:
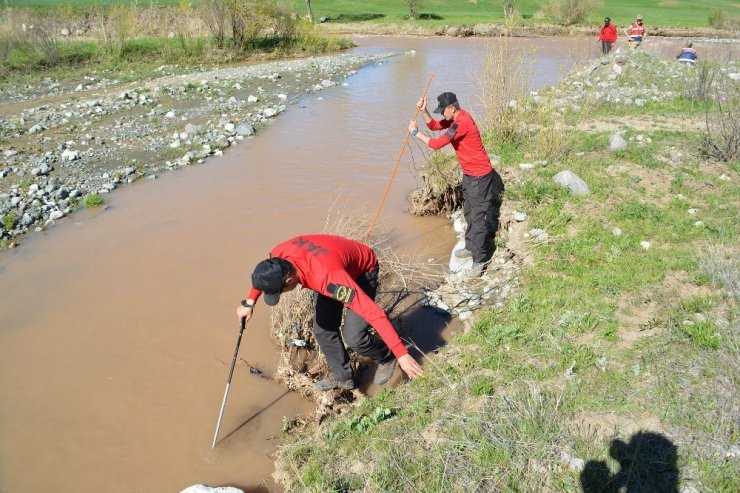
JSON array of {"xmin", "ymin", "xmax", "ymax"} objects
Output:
[
  {"xmin": 408, "ymin": 152, "xmax": 463, "ymax": 216},
  {"xmin": 478, "ymin": 32, "xmax": 533, "ymax": 145}
]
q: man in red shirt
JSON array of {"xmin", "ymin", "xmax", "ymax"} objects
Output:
[
  {"xmin": 408, "ymin": 92, "xmax": 504, "ymax": 275},
  {"xmin": 236, "ymin": 234, "xmax": 424, "ymax": 390},
  {"xmin": 599, "ymin": 17, "xmax": 617, "ymax": 55}
]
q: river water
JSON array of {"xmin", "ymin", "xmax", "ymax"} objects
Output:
[{"xmin": 0, "ymin": 36, "xmax": 589, "ymax": 492}]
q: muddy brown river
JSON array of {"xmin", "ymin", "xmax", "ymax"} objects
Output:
[{"xmin": 0, "ymin": 36, "xmax": 591, "ymax": 492}]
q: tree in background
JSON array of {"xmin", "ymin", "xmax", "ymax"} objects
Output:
[
  {"xmin": 503, "ymin": 0, "xmax": 519, "ymax": 19},
  {"xmin": 305, "ymin": 0, "xmax": 314, "ymax": 23},
  {"xmin": 404, "ymin": 0, "xmax": 422, "ymax": 20}
]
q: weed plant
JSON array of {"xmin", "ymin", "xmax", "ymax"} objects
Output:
[{"xmin": 82, "ymin": 193, "xmax": 104, "ymax": 207}]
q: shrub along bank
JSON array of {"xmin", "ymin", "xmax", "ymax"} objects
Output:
[
  {"xmin": 273, "ymin": 49, "xmax": 739, "ymax": 491},
  {"xmin": 0, "ymin": 1, "xmax": 351, "ymax": 85}
]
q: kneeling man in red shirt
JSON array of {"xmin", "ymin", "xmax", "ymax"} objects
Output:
[{"xmin": 236, "ymin": 234, "xmax": 424, "ymax": 390}]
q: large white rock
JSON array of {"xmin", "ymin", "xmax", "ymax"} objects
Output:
[
  {"xmin": 553, "ymin": 170, "xmax": 590, "ymax": 196},
  {"xmin": 180, "ymin": 486, "xmax": 243, "ymax": 493}
]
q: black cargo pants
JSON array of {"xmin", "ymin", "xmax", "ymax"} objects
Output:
[
  {"xmin": 463, "ymin": 168, "xmax": 505, "ymax": 263},
  {"xmin": 312, "ymin": 264, "xmax": 393, "ymax": 382}
]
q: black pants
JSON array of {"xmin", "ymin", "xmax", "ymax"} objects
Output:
[
  {"xmin": 312, "ymin": 265, "xmax": 392, "ymax": 382},
  {"xmin": 602, "ymin": 41, "xmax": 613, "ymax": 55},
  {"xmin": 463, "ymin": 169, "xmax": 505, "ymax": 263}
]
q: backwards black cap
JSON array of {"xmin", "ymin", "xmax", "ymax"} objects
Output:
[
  {"xmin": 433, "ymin": 92, "xmax": 458, "ymax": 114},
  {"xmin": 252, "ymin": 258, "xmax": 291, "ymax": 306}
]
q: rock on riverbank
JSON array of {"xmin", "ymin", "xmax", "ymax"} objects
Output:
[{"xmin": 0, "ymin": 52, "xmax": 395, "ymax": 246}]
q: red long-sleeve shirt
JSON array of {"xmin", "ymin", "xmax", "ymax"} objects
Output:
[
  {"xmin": 247, "ymin": 235, "xmax": 407, "ymax": 358},
  {"xmin": 425, "ymin": 110, "xmax": 492, "ymax": 177},
  {"xmin": 600, "ymin": 24, "xmax": 617, "ymax": 42}
]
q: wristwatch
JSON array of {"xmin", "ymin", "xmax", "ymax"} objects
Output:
[
  {"xmin": 241, "ymin": 299, "xmax": 255, "ymax": 308},
  {"xmin": 411, "ymin": 128, "xmax": 419, "ymax": 137}
]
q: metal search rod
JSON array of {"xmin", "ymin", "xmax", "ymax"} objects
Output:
[{"xmin": 211, "ymin": 318, "xmax": 247, "ymax": 448}]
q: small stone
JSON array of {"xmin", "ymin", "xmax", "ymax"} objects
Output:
[
  {"xmin": 263, "ymin": 108, "xmax": 277, "ymax": 117},
  {"xmin": 612, "ymin": 227, "xmax": 622, "ymax": 236},
  {"xmin": 247, "ymin": 95, "xmax": 258, "ymax": 103},
  {"xmin": 687, "ymin": 208, "xmax": 698, "ymax": 215},
  {"xmin": 514, "ymin": 212, "xmax": 528, "ymax": 222},
  {"xmin": 719, "ymin": 174, "xmax": 730, "ymax": 181},
  {"xmin": 165, "ymin": 111, "xmax": 176, "ymax": 118},
  {"xmin": 48, "ymin": 210, "xmax": 64, "ymax": 221},
  {"xmin": 61, "ymin": 149, "xmax": 79, "ymax": 161},
  {"xmin": 29, "ymin": 123, "xmax": 45, "ymax": 134},
  {"xmin": 609, "ymin": 132, "xmax": 628, "ymax": 151},
  {"xmin": 640, "ymin": 241, "xmax": 651, "ymax": 250},
  {"xmin": 693, "ymin": 221, "xmax": 704, "ymax": 228},
  {"xmin": 224, "ymin": 123, "xmax": 235, "ymax": 133},
  {"xmin": 321, "ymin": 79, "xmax": 336, "ymax": 88},
  {"xmin": 235, "ymin": 124, "xmax": 256, "ymax": 137},
  {"xmin": 277, "ymin": 94, "xmax": 287, "ymax": 100},
  {"xmin": 519, "ymin": 163, "xmax": 535, "ymax": 170}
]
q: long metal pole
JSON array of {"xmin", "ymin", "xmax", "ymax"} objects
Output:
[
  {"xmin": 364, "ymin": 72, "xmax": 435, "ymax": 242},
  {"xmin": 211, "ymin": 319, "xmax": 246, "ymax": 448}
]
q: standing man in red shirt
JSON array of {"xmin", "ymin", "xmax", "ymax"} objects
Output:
[
  {"xmin": 408, "ymin": 92, "xmax": 504, "ymax": 275},
  {"xmin": 599, "ymin": 17, "xmax": 617, "ymax": 55},
  {"xmin": 236, "ymin": 234, "xmax": 424, "ymax": 391}
]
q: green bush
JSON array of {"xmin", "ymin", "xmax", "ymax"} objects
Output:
[
  {"xmin": 83, "ymin": 193, "xmax": 105, "ymax": 207},
  {"xmin": 3, "ymin": 212, "xmax": 17, "ymax": 230},
  {"xmin": 539, "ymin": 0, "xmax": 599, "ymax": 25}
]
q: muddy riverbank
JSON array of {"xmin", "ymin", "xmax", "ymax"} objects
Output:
[{"xmin": 0, "ymin": 52, "xmax": 400, "ymax": 246}]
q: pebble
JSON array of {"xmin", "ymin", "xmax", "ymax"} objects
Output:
[
  {"xmin": 612, "ymin": 227, "xmax": 622, "ymax": 236},
  {"xmin": 687, "ymin": 208, "xmax": 698, "ymax": 215},
  {"xmin": 640, "ymin": 241, "xmax": 651, "ymax": 250},
  {"xmin": 514, "ymin": 212, "xmax": 528, "ymax": 222},
  {"xmin": 519, "ymin": 163, "xmax": 535, "ymax": 170}
]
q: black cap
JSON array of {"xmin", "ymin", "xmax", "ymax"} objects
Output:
[
  {"xmin": 252, "ymin": 258, "xmax": 290, "ymax": 306},
  {"xmin": 604, "ymin": 17, "xmax": 610, "ymax": 23},
  {"xmin": 433, "ymin": 92, "xmax": 458, "ymax": 114}
]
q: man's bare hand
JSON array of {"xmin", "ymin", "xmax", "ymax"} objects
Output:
[
  {"xmin": 417, "ymin": 97, "xmax": 427, "ymax": 110},
  {"xmin": 397, "ymin": 353, "xmax": 424, "ymax": 379},
  {"xmin": 408, "ymin": 120, "xmax": 418, "ymax": 133},
  {"xmin": 236, "ymin": 304, "xmax": 253, "ymax": 323}
]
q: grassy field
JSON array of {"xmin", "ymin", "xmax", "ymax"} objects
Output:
[
  {"xmin": 274, "ymin": 50, "xmax": 739, "ymax": 492},
  {"xmin": 5, "ymin": 0, "xmax": 739, "ymax": 27}
]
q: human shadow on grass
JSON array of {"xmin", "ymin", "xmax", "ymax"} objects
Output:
[{"xmin": 580, "ymin": 431, "xmax": 679, "ymax": 493}]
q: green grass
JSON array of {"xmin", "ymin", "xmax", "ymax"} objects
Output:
[
  {"xmin": 286, "ymin": 0, "xmax": 739, "ymax": 27},
  {"xmin": 275, "ymin": 49, "xmax": 739, "ymax": 492},
  {"xmin": 82, "ymin": 193, "xmax": 104, "ymax": 207},
  {"xmin": 5, "ymin": 0, "xmax": 738, "ymax": 27}
]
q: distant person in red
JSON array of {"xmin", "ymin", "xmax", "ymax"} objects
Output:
[
  {"xmin": 408, "ymin": 92, "xmax": 504, "ymax": 277},
  {"xmin": 599, "ymin": 17, "xmax": 617, "ymax": 55},
  {"xmin": 629, "ymin": 14, "xmax": 646, "ymax": 48},
  {"xmin": 235, "ymin": 234, "xmax": 424, "ymax": 391}
]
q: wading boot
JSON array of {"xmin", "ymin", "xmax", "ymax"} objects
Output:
[
  {"xmin": 374, "ymin": 359, "xmax": 397, "ymax": 385},
  {"xmin": 454, "ymin": 248, "xmax": 472, "ymax": 259},
  {"xmin": 314, "ymin": 375, "xmax": 355, "ymax": 391}
]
